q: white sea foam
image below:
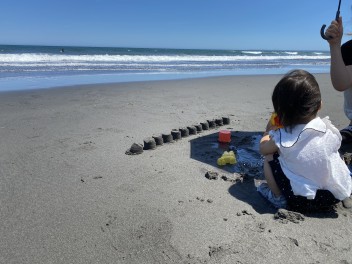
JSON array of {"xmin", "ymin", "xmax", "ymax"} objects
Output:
[
  {"xmin": 0, "ymin": 45, "xmax": 331, "ymax": 91},
  {"xmin": 241, "ymin": 51, "xmax": 263, "ymax": 55},
  {"xmin": 0, "ymin": 53, "xmax": 330, "ymax": 63}
]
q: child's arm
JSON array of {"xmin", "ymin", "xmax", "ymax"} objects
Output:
[
  {"xmin": 260, "ymin": 120, "xmax": 279, "ymax": 155},
  {"xmin": 260, "ymin": 134, "xmax": 278, "ymax": 156}
]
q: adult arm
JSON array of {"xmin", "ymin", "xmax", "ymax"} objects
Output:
[{"xmin": 326, "ymin": 17, "xmax": 352, "ymax": 91}]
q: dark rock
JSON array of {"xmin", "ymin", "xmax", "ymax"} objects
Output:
[
  {"xmin": 274, "ymin": 209, "xmax": 305, "ymax": 224},
  {"xmin": 205, "ymin": 171, "xmax": 218, "ymax": 180}
]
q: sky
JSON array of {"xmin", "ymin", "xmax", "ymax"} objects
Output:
[{"xmin": 0, "ymin": 0, "xmax": 351, "ymax": 51}]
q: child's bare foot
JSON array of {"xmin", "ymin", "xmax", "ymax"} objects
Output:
[{"xmin": 342, "ymin": 196, "xmax": 352, "ymax": 208}]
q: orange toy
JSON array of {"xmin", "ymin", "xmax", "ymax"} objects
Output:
[
  {"xmin": 270, "ymin": 112, "xmax": 283, "ymax": 128},
  {"xmin": 218, "ymin": 130, "xmax": 231, "ymax": 143}
]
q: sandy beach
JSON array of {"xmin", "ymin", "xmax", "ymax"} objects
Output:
[{"xmin": 1, "ymin": 73, "xmax": 351, "ymax": 264}]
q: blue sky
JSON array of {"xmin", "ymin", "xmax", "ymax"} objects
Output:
[{"xmin": 0, "ymin": 0, "xmax": 351, "ymax": 50}]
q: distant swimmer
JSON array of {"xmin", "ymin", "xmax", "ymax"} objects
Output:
[{"xmin": 60, "ymin": 48, "xmax": 64, "ymax": 53}]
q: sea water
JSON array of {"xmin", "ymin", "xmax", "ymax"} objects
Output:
[{"xmin": 0, "ymin": 44, "xmax": 330, "ymax": 91}]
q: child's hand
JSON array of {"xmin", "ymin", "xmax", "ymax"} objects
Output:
[{"xmin": 265, "ymin": 120, "xmax": 277, "ymax": 132}]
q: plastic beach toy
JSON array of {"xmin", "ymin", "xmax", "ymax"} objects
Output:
[
  {"xmin": 217, "ymin": 151, "xmax": 237, "ymax": 166},
  {"xmin": 270, "ymin": 113, "xmax": 283, "ymax": 128},
  {"xmin": 218, "ymin": 130, "xmax": 231, "ymax": 143}
]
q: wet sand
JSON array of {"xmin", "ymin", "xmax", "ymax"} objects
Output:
[{"xmin": 1, "ymin": 74, "xmax": 351, "ymax": 263}]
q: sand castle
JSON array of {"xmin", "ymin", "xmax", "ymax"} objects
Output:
[{"xmin": 126, "ymin": 116, "xmax": 231, "ymax": 155}]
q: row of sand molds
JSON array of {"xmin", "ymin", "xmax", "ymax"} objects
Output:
[{"xmin": 125, "ymin": 116, "xmax": 230, "ymax": 155}]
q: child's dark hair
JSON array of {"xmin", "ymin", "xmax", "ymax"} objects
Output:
[{"xmin": 272, "ymin": 70, "xmax": 321, "ymax": 130}]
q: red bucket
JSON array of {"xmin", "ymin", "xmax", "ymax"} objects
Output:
[{"xmin": 218, "ymin": 130, "xmax": 231, "ymax": 143}]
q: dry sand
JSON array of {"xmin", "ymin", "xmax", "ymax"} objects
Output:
[{"xmin": 0, "ymin": 74, "xmax": 351, "ymax": 264}]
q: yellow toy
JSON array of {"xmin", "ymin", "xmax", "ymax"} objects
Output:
[
  {"xmin": 217, "ymin": 151, "xmax": 237, "ymax": 166},
  {"xmin": 270, "ymin": 112, "xmax": 283, "ymax": 128}
]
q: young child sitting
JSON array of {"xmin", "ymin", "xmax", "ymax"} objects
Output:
[{"xmin": 258, "ymin": 69, "xmax": 352, "ymax": 212}]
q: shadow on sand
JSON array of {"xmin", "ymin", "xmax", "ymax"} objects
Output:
[
  {"xmin": 189, "ymin": 130, "xmax": 275, "ymax": 214},
  {"xmin": 189, "ymin": 130, "xmax": 341, "ymax": 218},
  {"xmin": 189, "ymin": 130, "xmax": 263, "ymax": 175}
]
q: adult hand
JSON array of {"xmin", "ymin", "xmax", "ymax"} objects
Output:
[{"xmin": 325, "ymin": 17, "xmax": 343, "ymax": 46}]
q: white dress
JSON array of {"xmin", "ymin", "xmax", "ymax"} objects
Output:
[{"xmin": 269, "ymin": 116, "xmax": 352, "ymax": 200}]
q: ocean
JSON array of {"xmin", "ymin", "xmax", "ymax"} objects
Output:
[{"xmin": 0, "ymin": 44, "xmax": 330, "ymax": 92}]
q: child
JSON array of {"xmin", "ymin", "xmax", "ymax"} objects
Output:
[{"xmin": 258, "ymin": 70, "xmax": 352, "ymax": 212}]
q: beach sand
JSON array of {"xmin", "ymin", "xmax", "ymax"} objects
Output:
[{"xmin": 1, "ymin": 74, "xmax": 351, "ymax": 264}]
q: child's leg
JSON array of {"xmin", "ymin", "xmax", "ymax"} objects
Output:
[
  {"xmin": 266, "ymin": 153, "xmax": 339, "ymax": 212},
  {"xmin": 257, "ymin": 154, "xmax": 287, "ymax": 208},
  {"xmin": 263, "ymin": 154, "xmax": 282, "ymax": 197}
]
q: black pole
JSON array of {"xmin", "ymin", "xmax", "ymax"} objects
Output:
[{"xmin": 320, "ymin": 0, "xmax": 342, "ymax": 40}]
